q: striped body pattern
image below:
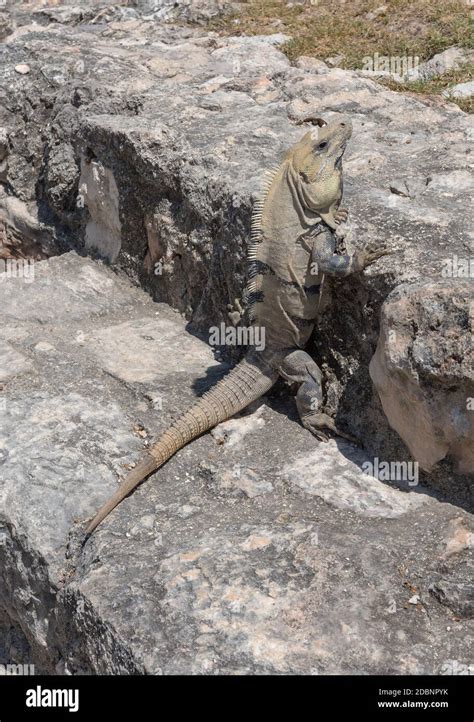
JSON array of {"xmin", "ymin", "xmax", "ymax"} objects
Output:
[
  {"xmin": 85, "ymin": 117, "xmax": 356, "ymax": 538},
  {"xmin": 247, "ymin": 159, "xmax": 324, "ymax": 350}
]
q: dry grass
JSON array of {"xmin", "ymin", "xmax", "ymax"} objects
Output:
[
  {"xmin": 382, "ymin": 62, "xmax": 474, "ymax": 113},
  {"xmin": 209, "ymin": 0, "xmax": 473, "ymax": 110}
]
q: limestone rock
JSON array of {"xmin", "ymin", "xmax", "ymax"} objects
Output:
[
  {"xmin": 0, "ymin": 251, "xmax": 472, "ymax": 675},
  {"xmin": 295, "ymin": 56, "xmax": 329, "ymax": 73},
  {"xmin": 14, "ymin": 63, "xmax": 29, "ymax": 75},
  {"xmin": 442, "ymin": 81, "xmax": 474, "ymax": 100},
  {"xmin": 430, "ymin": 579, "xmax": 474, "ymax": 619},
  {"xmin": 0, "ymin": 0, "xmax": 472, "ymax": 496},
  {"xmin": 283, "ymin": 440, "xmax": 426, "ymax": 518},
  {"xmin": 370, "ymin": 280, "xmax": 474, "ymax": 474},
  {"xmin": 410, "ymin": 46, "xmax": 474, "ymax": 81},
  {"xmin": 0, "ymin": 340, "xmax": 33, "ymax": 382},
  {"xmin": 0, "ymin": 1, "xmax": 472, "ymax": 676},
  {"xmin": 0, "ymin": 11, "xmax": 13, "ymax": 41}
]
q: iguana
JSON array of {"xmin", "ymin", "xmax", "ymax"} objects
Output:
[{"xmin": 85, "ymin": 116, "xmax": 389, "ymax": 538}]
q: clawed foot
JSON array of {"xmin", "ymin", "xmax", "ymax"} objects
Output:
[
  {"xmin": 334, "ymin": 208, "xmax": 349, "ymax": 225},
  {"xmin": 302, "ymin": 412, "xmax": 359, "ymax": 445},
  {"xmin": 356, "ymin": 241, "xmax": 399, "ymax": 269},
  {"xmin": 227, "ymin": 298, "xmax": 244, "ymax": 326}
]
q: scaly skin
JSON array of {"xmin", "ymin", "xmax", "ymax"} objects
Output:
[
  {"xmin": 85, "ymin": 116, "xmax": 390, "ymax": 538},
  {"xmin": 85, "ymin": 351, "xmax": 279, "ymax": 536}
]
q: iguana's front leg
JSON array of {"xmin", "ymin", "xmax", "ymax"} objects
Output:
[
  {"xmin": 334, "ymin": 207, "xmax": 348, "ymax": 225},
  {"xmin": 279, "ymin": 350, "xmax": 357, "ymax": 443},
  {"xmin": 320, "ymin": 206, "xmax": 348, "ymax": 229},
  {"xmin": 311, "ymin": 226, "xmax": 391, "ymax": 277}
]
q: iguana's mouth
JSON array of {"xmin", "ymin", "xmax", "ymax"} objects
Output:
[{"xmin": 334, "ymin": 141, "xmax": 347, "ymax": 163}]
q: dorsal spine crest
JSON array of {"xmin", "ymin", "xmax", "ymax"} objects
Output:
[{"xmin": 246, "ymin": 163, "xmax": 282, "ymax": 321}]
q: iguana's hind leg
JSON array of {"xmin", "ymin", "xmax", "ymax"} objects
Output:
[
  {"xmin": 227, "ymin": 297, "xmax": 245, "ymax": 326},
  {"xmin": 279, "ymin": 350, "xmax": 357, "ymax": 444}
]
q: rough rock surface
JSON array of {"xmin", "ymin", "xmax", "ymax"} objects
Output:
[
  {"xmin": 443, "ymin": 81, "xmax": 474, "ymax": 100},
  {"xmin": 0, "ymin": 1, "xmax": 473, "ymax": 674},
  {"xmin": 370, "ymin": 280, "xmax": 474, "ymax": 475},
  {"xmin": 411, "ymin": 46, "xmax": 474, "ymax": 81},
  {"xmin": 1, "ymin": 2, "xmax": 473, "ymax": 500},
  {"xmin": 1, "ymin": 253, "xmax": 473, "ymax": 674}
]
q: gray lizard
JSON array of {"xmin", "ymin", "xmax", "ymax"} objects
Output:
[{"xmin": 85, "ymin": 116, "xmax": 389, "ymax": 538}]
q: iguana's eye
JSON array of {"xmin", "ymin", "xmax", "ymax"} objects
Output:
[{"xmin": 318, "ymin": 141, "xmax": 328, "ymax": 149}]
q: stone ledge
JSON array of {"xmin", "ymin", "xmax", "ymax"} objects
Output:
[{"xmin": 0, "ymin": 253, "xmax": 472, "ymax": 674}]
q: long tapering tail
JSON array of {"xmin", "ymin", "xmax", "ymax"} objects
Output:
[{"xmin": 85, "ymin": 354, "xmax": 277, "ymax": 538}]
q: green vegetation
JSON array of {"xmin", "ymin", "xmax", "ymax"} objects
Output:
[{"xmin": 209, "ymin": 0, "xmax": 473, "ymax": 111}]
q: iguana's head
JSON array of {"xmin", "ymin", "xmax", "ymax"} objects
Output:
[{"xmin": 287, "ymin": 116, "xmax": 352, "ymax": 212}]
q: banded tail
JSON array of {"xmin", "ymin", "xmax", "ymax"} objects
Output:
[{"xmin": 85, "ymin": 355, "xmax": 277, "ymax": 538}]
